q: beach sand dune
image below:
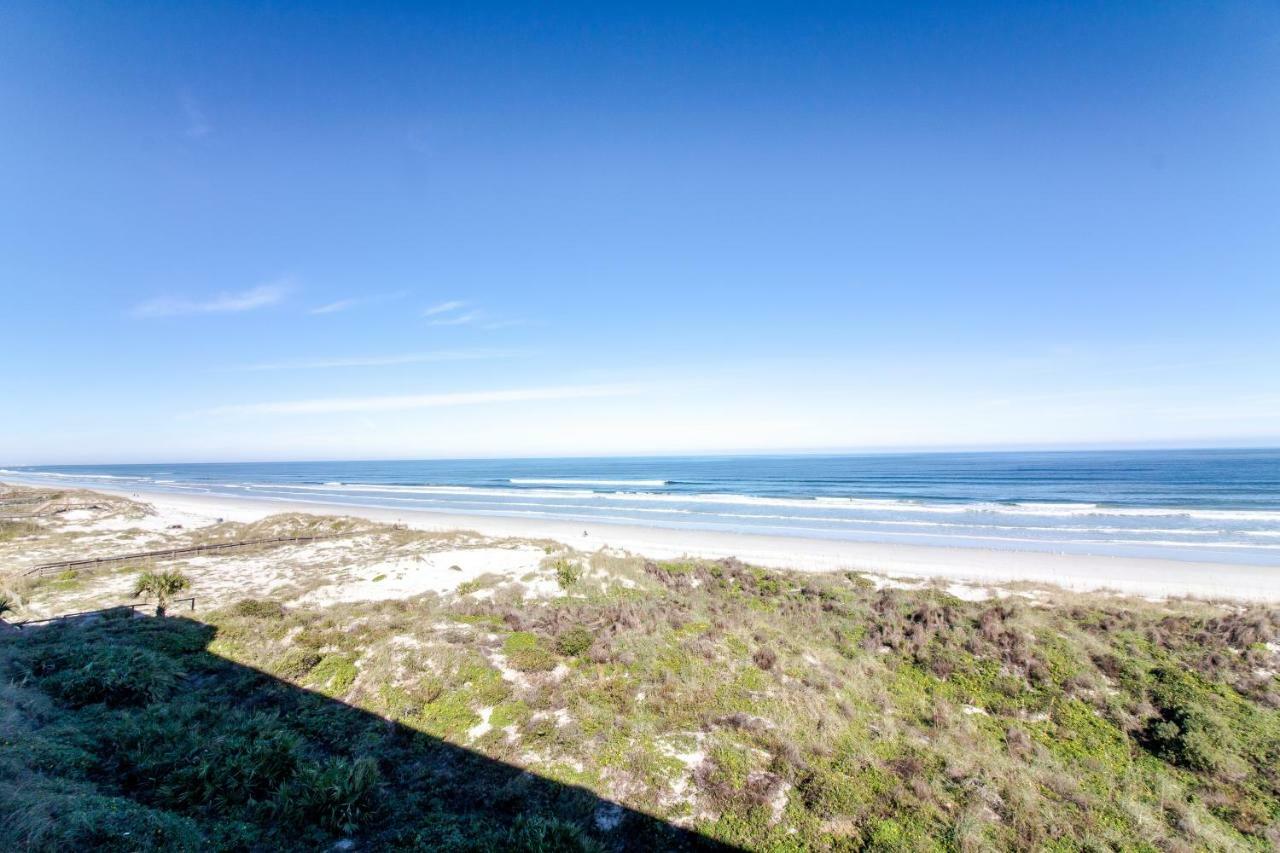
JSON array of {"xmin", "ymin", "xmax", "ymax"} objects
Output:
[{"xmin": 8, "ymin": 481, "xmax": 1277, "ymax": 604}]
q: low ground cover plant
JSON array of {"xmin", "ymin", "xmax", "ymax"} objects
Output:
[{"xmin": 3, "ymin": 543, "xmax": 1279, "ymax": 850}]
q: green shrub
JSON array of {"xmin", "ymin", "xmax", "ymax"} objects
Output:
[
  {"xmin": 161, "ymin": 713, "xmax": 302, "ymax": 811},
  {"xmin": 415, "ymin": 690, "xmax": 480, "ymax": 739},
  {"xmin": 376, "ymin": 679, "xmax": 444, "ymax": 720},
  {"xmin": 555, "ymin": 560, "xmax": 582, "ymax": 590},
  {"xmin": 307, "ymin": 654, "xmax": 357, "ymax": 695},
  {"xmin": 556, "ymin": 626, "xmax": 594, "ymax": 658},
  {"xmin": 123, "ymin": 617, "xmax": 212, "ymax": 656},
  {"xmin": 504, "ymin": 813, "xmax": 605, "ymax": 852},
  {"xmin": 41, "ymin": 645, "xmax": 181, "ymax": 708},
  {"xmin": 1142, "ymin": 667, "xmax": 1230, "ymax": 772},
  {"xmin": 132, "ymin": 570, "xmax": 190, "ymax": 613},
  {"xmin": 230, "ymin": 598, "xmax": 284, "ymax": 619},
  {"xmin": 272, "ymin": 756, "xmax": 380, "ymax": 835},
  {"xmin": 504, "ymin": 632, "xmax": 556, "ymax": 672},
  {"xmin": 6, "ymin": 732, "xmax": 97, "ymax": 779},
  {"xmin": 274, "ymin": 649, "xmax": 323, "ymax": 680},
  {"xmin": 0, "ymin": 782, "xmax": 203, "ymax": 851}
]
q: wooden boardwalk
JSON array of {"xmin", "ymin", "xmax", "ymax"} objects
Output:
[
  {"xmin": 0, "ymin": 502, "xmax": 102, "ymax": 520},
  {"xmin": 0, "ymin": 496, "xmax": 46, "ymax": 507},
  {"xmin": 23, "ymin": 533, "xmax": 348, "ymax": 577}
]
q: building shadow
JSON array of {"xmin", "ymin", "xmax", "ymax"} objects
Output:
[{"xmin": 0, "ymin": 610, "xmax": 741, "ymax": 852}]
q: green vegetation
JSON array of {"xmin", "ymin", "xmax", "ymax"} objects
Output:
[
  {"xmin": 456, "ymin": 578, "xmax": 484, "ymax": 595},
  {"xmin": 230, "ymin": 598, "xmax": 285, "ymax": 619},
  {"xmin": 555, "ymin": 559, "xmax": 583, "ymax": 590},
  {"xmin": 0, "ymin": 614, "xmax": 697, "ymax": 851},
  {"xmin": 3, "ymin": 523, "xmax": 1280, "ymax": 850},
  {"xmin": 308, "ymin": 653, "xmax": 358, "ymax": 696},
  {"xmin": 556, "ymin": 626, "xmax": 594, "ymax": 658},
  {"xmin": 504, "ymin": 631, "xmax": 557, "ymax": 672},
  {"xmin": 132, "ymin": 570, "xmax": 190, "ymax": 615}
]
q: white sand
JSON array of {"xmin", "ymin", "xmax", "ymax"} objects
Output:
[
  {"xmin": 17, "ymin": 482, "xmax": 1280, "ymax": 603},
  {"xmin": 294, "ymin": 545, "xmax": 545, "ymax": 606}
]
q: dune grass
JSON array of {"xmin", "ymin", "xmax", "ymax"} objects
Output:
[{"xmin": 2, "ymin": 513, "xmax": 1279, "ymax": 850}]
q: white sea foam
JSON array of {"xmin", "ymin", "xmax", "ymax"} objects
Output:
[
  {"xmin": 270, "ymin": 482, "xmax": 601, "ymax": 500},
  {"xmin": 3, "ymin": 470, "xmax": 140, "ymax": 481},
  {"xmin": 25, "ymin": 468, "xmax": 1277, "ymax": 526},
  {"xmin": 509, "ymin": 478, "xmax": 668, "ymax": 486},
  {"xmin": 8, "ymin": 469, "xmax": 1279, "ymax": 562},
  {"xmin": 208, "ymin": 486, "xmax": 1254, "ymax": 538}
]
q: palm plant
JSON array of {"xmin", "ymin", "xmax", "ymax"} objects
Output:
[{"xmin": 133, "ymin": 570, "xmax": 190, "ymax": 616}]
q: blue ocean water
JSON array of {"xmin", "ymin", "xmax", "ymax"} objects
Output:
[{"xmin": 5, "ymin": 449, "xmax": 1280, "ymax": 565}]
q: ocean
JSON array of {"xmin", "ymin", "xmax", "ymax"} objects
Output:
[{"xmin": 4, "ymin": 449, "xmax": 1280, "ymax": 566}]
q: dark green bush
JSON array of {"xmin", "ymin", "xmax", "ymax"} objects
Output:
[
  {"xmin": 112, "ymin": 616, "xmax": 212, "ymax": 656},
  {"xmin": 556, "ymin": 627, "xmax": 594, "ymax": 658},
  {"xmin": 272, "ymin": 756, "xmax": 380, "ymax": 835},
  {"xmin": 41, "ymin": 645, "xmax": 182, "ymax": 708},
  {"xmin": 230, "ymin": 598, "xmax": 285, "ymax": 620},
  {"xmin": 274, "ymin": 648, "xmax": 322, "ymax": 679},
  {"xmin": 1141, "ymin": 667, "xmax": 1230, "ymax": 772},
  {"xmin": 161, "ymin": 712, "xmax": 302, "ymax": 811},
  {"xmin": 504, "ymin": 813, "xmax": 605, "ymax": 852},
  {"xmin": 0, "ymin": 781, "xmax": 203, "ymax": 851}
]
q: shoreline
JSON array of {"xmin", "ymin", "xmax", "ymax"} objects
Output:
[{"xmin": 13, "ymin": 479, "xmax": 1280, "ymax": 603}]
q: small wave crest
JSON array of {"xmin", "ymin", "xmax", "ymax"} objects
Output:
[{"xmin": 509, "ymin": 478, "xmax": 668, "ymax": 486}]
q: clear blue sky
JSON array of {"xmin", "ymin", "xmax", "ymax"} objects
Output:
[{"xmin": 2, "ymin": 1, "xmax": 1278, "ymax": 463}]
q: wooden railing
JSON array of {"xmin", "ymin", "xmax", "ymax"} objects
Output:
[
  {"xmin": 11, "ymin": 597, "xmax": 196, "ymax": 629},
  {"xmin": 23, "ymin": 533, "xmax": 348, "ymax": 577},
  {"xmin": 2, "ymin": 503, "xmax": 107, "ymax": 521},
  {"xmin": 0, "ymin": 496, "xmax": 46, "ymax": 507}
]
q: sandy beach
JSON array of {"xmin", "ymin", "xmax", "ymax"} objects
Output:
[{"xmin": 50, "ymin": 481, "xmax": 1280, "ymax": 603}]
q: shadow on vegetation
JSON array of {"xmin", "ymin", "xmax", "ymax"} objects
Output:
[{"xmin": 0, "ymin": 610, "xmax": 739, "ymax": 852}]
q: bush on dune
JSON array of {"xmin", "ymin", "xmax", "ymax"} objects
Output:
[
  {"xmin": 504, "ymin": 631, "xmax": 557, "ymax": 672},
  {"xmin": 0, "ymin": 781, "xmax": 204, "ymax": 852},
  {"xmin": 272, "ymin": 756, "xmax": 381, "ymax": 836},
  {"xmin": 556, "ymin": 626, "xmax": 594, "ymax": 658},
  {"xmin": 33, "ymin": 644, "xmax": 182, "ymax": 709},
  {"xmin": 161, "ymin": 712, "xmax": 304, "ymax": 812},
  {"xmin": 229, "ymin": 598, "xmax": 285, "ymax": 620}
]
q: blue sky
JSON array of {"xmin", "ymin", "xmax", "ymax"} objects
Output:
[{"xmin": 2, "ymin": 1, "xmax": 1278, "ymax": 463}]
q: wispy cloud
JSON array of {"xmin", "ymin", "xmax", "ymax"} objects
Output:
[
  {"xmin": 203, "ymin": 383, "xmax": 639, "ymax": 416},
  {"xmin": 236, "ymin": 349, "xmax": 522, "ymax": 371},
  {"xmin": 423, "ymin": 300, "xmax": 525, "ymax": 328},
  {"xmin": 428, "ymin": 310, "xmax": 482, "ymax": 326},
  {"xmin": 423, "ymin": 300, "xmax": 467, "ymax": 317},
  {"xmin": 180, "ymin": 92, "xmax": 210, "ymax": 139},
  {"xmin": 309, "ymin": 290, "xmax": 408, "ymax": 315},
  {"xmin": 309, "ymin": 298, "xmax": 359, "ymax": 315},
  {"xmin": 132, "ymin": 281, "xmax": 292, "ymax": 318}
]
